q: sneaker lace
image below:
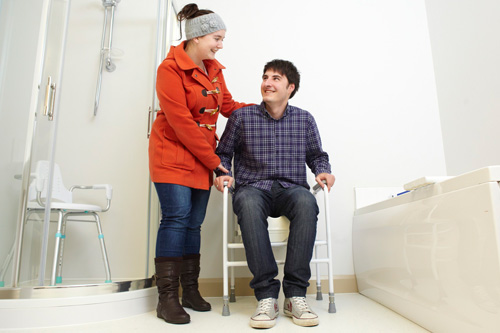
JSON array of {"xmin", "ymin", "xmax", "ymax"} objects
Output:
[
  {"xmin": 257, "ymin": 298, "xmax": 274, "ymax": 314},
  {"xmin": 293, "ymin": 297, "xmax": 312, "ymax": 312}
]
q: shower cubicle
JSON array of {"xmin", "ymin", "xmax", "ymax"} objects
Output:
[{"xmin": 0, "ymin": 0, "xmax": 179, "ymax": 328}]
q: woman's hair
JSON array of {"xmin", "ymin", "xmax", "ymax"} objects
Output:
[
  {"xmin": 263, "ymin": 59, "xmax": 301, "ymax": 99},
  {"xmin": 177, "ymin": 3, "xmax": 213, "ymax": 22}
]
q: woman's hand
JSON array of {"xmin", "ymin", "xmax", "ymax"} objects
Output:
[{"xmin": 217, "ymin": 163, "xmax": 229, "ymax": 174}]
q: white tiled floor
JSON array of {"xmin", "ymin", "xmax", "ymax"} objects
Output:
[{"xmin": 7, "ymin": 293, "xmax": 429, "ymax": 333}]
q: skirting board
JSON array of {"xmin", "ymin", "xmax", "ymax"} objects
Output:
[{"xmin": 198, "ymin": 275, "xmax": 358, "ymax": 297}]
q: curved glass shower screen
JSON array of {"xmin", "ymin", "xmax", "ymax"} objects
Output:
[
  {"xmin": 0, "ymin": 0, "xmax": 70, "ymax": 288},
  {"xmin": 1, "ymin": 0, "xmax": 179, "ymax": 293}
]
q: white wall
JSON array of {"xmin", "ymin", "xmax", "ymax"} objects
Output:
[
  {"xmin": 177, "ymin": 0, "xmax": 447, "ymax": 277},
  {"xmin": 53, "ymin": 0, "xmax": 447, "ymax": 281},
  {"xmin": 425, "ymin": 0, "xmax": 500, "ymax": 176}
]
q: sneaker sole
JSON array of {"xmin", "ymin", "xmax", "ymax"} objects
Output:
[
  {"xmin": 284, "ymin": 309, "xmax": 319, "ymax": 327},
  {"xmin": 250, "ymin": 318, "xmax": 277, "ymax": 329}
]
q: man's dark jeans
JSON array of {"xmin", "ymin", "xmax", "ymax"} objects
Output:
[{"xmin": 233, "ymin": 181, "xmax": 319, "ymax": 300}]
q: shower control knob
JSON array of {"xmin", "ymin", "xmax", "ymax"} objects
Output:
[{"xmin": 105, "ymin": 60, "xmax": 116, "ymax": 72}]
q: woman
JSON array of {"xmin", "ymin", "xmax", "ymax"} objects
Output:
[{"xmin": 148, "ymin": 3, "xmax": 249, "ymax": 325}]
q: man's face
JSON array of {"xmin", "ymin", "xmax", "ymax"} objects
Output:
[{"xmin": 261, "ymin": 70, "xmax": 295, "ymax": 106}]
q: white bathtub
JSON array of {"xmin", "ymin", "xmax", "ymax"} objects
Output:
[{"xmin": 353, "ymin": 166, "xmax": 500, "ymax": 333}]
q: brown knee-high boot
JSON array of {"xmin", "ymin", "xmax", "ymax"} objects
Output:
[
  {"xmin": 155, "ymin": 257, "xmax": 190, "ymax": 324},
  {"xmin": 181, "ymin": 254, "xmax": 211, "ymax": 311}
]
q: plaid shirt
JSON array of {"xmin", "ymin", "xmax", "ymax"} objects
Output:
[{"xmin": 215, "ymin": 102, "xmax": 331, "ymax": 192}]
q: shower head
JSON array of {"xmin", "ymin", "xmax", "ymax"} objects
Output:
[{"xmin": 102, "ymin": 0, "xmax": 120, "ymax": 7}]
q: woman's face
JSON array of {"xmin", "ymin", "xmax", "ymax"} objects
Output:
[{"xmin": 194, "ymin": 30, "xmax": 225, "ymax": 60}]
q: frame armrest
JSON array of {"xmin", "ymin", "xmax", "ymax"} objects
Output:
[
  {"xmin": 92, "ymin": 184, "xmax": 113, "ymax": 200},
  {"xmin": 69, "ymin": 184, "xmax": 113, "ymax": 198},
  {"xmin": 69, "ymin": 184, "xmax": 113, "ymax": 211}
]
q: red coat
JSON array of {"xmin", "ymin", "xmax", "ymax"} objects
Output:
[{"xmin": 149, "ymin": 41, "xmax": 248, "ymax": 189}]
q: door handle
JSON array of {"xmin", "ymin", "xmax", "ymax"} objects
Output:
[
  {"xmin": 43, "ymin": 76, "xmax": 56, "ymax": 121},
  {"xmin": 147, "ymin": 107, "xmax": 158, "ymax": 138}
]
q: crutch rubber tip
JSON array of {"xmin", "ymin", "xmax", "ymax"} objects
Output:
[{"xmin": 222, "ymin": 296, "xmax": 230, "ymax": 316}]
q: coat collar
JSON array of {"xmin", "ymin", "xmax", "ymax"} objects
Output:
[{"xmin": 168, "ymin": 41, "xmax": 226, "ymax": 73}]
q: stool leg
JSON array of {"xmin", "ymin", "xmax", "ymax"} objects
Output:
[
  {"xmin": 229, "ymin": 206, "xmax": 236, "ymax": 303},
  {"xmin": 229, "ymin": 265, "xmax": 236, "ymax": 302},
  {"xmin": 55, "ymin": 215, "xmax": 69, "ymax": 284},
  {"xmin": 92, "ymin": 213, "xmax": 111, "ymax": 283},
  {"xmin": 229, "ymin": 238, "xmax": 236, "ymax": 302},
  {"xmin": 314, "ymin": 245, "xmax": 323, "ymax": 300},
  {"xmin": 51, "ymin": 210, "xmax": 64, "ymax": 286}
]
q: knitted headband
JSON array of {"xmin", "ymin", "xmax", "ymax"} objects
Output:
[{"xmin": 185, "ymin": 13, "xmax": 226, "ymax": 40}]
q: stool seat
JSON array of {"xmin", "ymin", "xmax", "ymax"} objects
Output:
[
  {"xmin": 267, "ymin": 216, "xmax": 290, "ymax": 242},
  {"xmin": 27, "ymin": 202, "xmax": 103, "ymax": 212}
]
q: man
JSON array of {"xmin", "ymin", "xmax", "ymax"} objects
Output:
[{"xmin": 214, "ymin": 59, "xmax": 335, "ymax": 329}]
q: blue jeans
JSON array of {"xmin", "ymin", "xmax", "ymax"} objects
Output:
[
  {"xmin": 233, "ymin": 182, "xmax": 319, "ymax": 300},
  {"xmin": 154, "ymin": 183, "xmax": 211, "ymax": 257}
]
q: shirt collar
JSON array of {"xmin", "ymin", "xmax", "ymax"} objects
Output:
[{"xmin": 259, "ymin": 102, "xmax": 291, "ymax": 120}]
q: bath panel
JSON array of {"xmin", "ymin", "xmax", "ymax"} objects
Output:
[{"xmin": 353, "ymin": 166, "xmax": 500, "ymax": 332}]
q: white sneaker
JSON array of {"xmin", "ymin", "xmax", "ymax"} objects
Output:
[
  {"xmin": 284, "ymin": 297, "xmax": 319, "ymax": 327},
  {"xmin": 250, "ymin": 298, "xmax": 279, "ymax": 329}
]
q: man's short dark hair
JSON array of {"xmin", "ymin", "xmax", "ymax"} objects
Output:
[{"xmin": 263, "ymin": 59, "xmax": 300, "ymax": 99}]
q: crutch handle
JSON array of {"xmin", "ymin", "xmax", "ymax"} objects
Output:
[{"xmin": 313, "ymin": 180, "xmax": 327, "ymax": 194}]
